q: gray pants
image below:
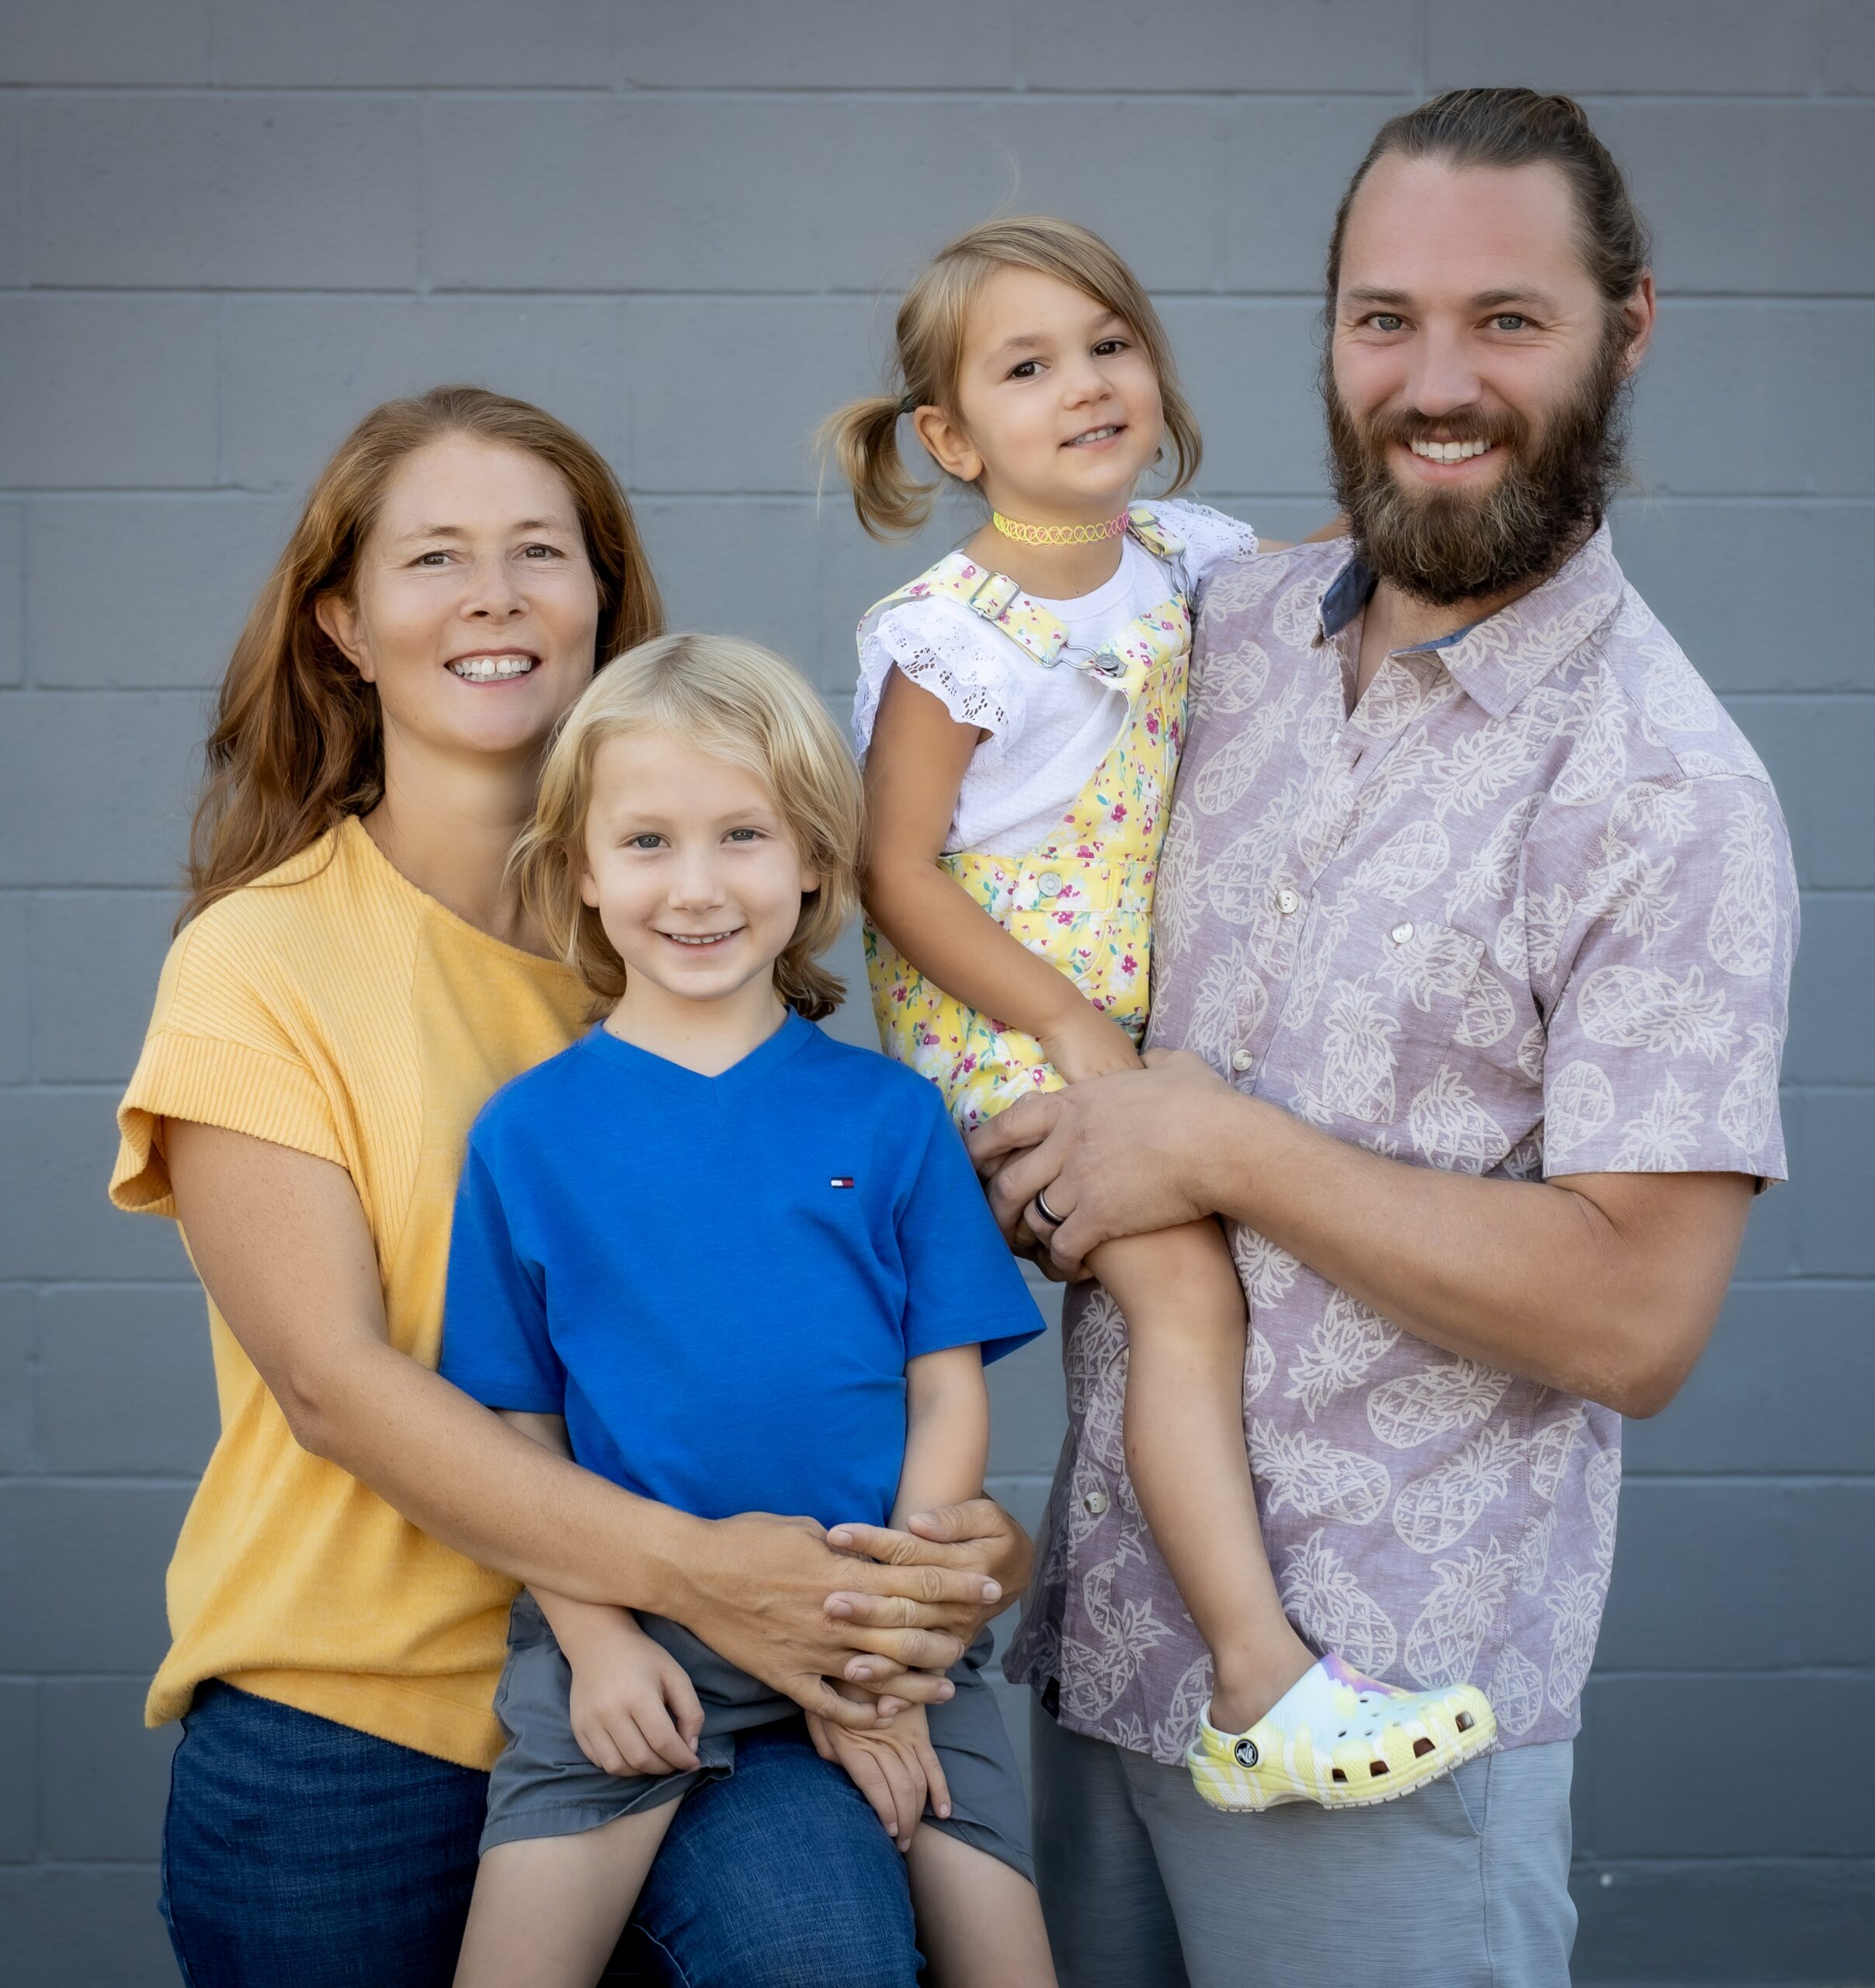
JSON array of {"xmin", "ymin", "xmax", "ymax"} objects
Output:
[{"xmin": 1032, "ymin": 1708, "xmax": 1575, "ymax": 1988}]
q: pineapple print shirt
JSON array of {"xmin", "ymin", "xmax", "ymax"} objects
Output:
[{"xmin": 1005, "ymin": 525, "xmax": 1797, "ymax": 1762}]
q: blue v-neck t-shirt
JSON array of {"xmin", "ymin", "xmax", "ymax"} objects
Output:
[{"xmin": 439, "ymin": 1012, "xmax": 1043, "ymax": 1529}]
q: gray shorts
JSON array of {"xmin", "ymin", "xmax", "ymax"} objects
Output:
[
  {"xmin": 483, "ymin": 1591, "xmax": 1033, "ymax": 1884},
  {"xmin": 1030, "ymin": 1705, "xmax": 1575, "ymax": 1988}
]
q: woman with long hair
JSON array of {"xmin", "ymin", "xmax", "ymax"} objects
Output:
[{"xmin": 111, "ymin": 386, "xmax": 1030, "ymax": 1987}]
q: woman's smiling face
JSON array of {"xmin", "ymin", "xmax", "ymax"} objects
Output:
[
  {"xmin": 923, "ymin": 265, "xmax": 1165, "ymax": 526},
  {"xmin": 318, "ymin": 434, "xmax": 602, "ymax": 770}
]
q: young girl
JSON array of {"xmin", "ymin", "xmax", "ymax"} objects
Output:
[
  {"xmin": 439, "ymin": 634, "xmax": 1057, "ymax": 1986},
  {"xmin": 825, "ymin": 217, "xmax": 1495, "ymax": 1810}
]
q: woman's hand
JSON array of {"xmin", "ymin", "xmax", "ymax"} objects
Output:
[
  {"xmin": 680, "ymin": 1511, "xmax": 1005, "ymax": 1728},
  {"xmin": 818, "ymin": 1499, "xmax": 1033, "ymax": 1693}
]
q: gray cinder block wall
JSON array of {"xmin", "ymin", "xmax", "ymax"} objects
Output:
[{"xmin": 2, "ymin": 4, "xmax": 1870, "ymax": 1982}]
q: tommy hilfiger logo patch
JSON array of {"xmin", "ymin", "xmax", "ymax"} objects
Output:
[{"xmin": 828, "ymin": 1176, "xmax": 855, "ymax": 1189}]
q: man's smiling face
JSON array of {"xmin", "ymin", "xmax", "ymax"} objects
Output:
[{"xmin": 1325, "ymin": 153, "xmax": 1653, "ymax": 607}]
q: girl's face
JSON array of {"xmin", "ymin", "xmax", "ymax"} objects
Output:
[
  {"xmin": 579, "ymin": 728, "xmax": 819, "ymax": 1018},
  {"xmin": 919, "ymin": 265, "xmax": 1165, "ymax": 524},
  {"xmin": 318, "ymin": 435, "xmax": 600, "ymax": 771}
]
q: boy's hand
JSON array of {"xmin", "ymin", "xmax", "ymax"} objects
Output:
[
  {"xmin": 806, "ymin": 1694, "xmax": 951, "ymax": 1854},
  {"xmin": 566, "ymin": 1620, "xmax": 705, "ymax": 1778}
]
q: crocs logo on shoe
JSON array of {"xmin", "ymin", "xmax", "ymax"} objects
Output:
[{"xmin": 1232, "ymin": 1737, "xmax": 1259, "ymax": 1768}]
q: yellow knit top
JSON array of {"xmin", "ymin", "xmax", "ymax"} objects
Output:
[{"xmin": 110, "ymin": 818, "xmax": 590, "ymax": 1767}]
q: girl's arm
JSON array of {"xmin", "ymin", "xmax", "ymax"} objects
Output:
[
  {"xmin": 862, "ymin": 668, "xmax": 1139, "ymax": 1082},
  {"xmin": 893, "ymin": 1345, "xmax": 991, "ymax": 1526},
  {"xmin": 163, "ymin": 1119, "xmax": 998, "ymax": 1727}
]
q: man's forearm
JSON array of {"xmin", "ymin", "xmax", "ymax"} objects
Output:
[{"xmin": 1199, "ymin": 1089, "xmax": 1740, "ymax": 1416}]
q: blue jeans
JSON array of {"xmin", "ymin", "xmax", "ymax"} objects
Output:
[{"xmin": 161, "ymin": 1682, "xmax": 919, "ymax": 1987}]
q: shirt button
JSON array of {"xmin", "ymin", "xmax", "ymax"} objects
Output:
[
  {"xmin": 1390, "ymin": 920, "xmax": 1415, "ymax": 945},
  {"xmin": 1231, "ymin": 1049, "xmax": 1255, "ymax": 1074},
  {"xmin": 1038, "ymin": 871, "xmax": 1064, "ymax": 899},
  {"xmin": 1276, "ymin": 888, "xmax": 1300, "ymax": 916},
  {"xmin": 1082, "ymin": 1487, "xmax": 1109, "ymax": 1517}
]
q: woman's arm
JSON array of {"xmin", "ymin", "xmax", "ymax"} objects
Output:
[
  {"xmin": 495, "ymin": 1409, "xmax": 653, "ymax": 1661},
  {"xmin": 863, "ymin": 668, "xmax": 1138, "ymax": 1081},
  {"xmin": 164, "ymin": 1120, "xmax": 998, "ymax": 1724}
]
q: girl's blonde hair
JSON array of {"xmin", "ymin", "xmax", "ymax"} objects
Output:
[
  {"xmin": 182, "ymin": 384, "xmax": 662, "ymax": 928},
  {"xmin": 516, "ymin": 633, "xmax": 863, "ymax": 1021},
  {"xmin": 819, "ymin": 214, "xmax": 1203, "ymax": 540}
]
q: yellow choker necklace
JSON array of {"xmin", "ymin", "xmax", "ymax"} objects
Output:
[{"xmin": 991, "ymin": 509, "xmax": 1129, "ymax": 547}]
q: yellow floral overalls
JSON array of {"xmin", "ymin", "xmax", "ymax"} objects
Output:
[{"xmin": 864, "ymin": 507, "xmax": 1193, "ymax": 1131}]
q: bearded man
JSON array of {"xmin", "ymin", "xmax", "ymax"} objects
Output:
[{"xmin": 975, "ymin": 88, "xmax": 1797, "ymax": 1988}]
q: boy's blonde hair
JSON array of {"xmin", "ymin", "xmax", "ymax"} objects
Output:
[
  {"xmin": 819, "ymin": 214, "xmax": 1203, "ymax": 541},
  {"xmin": 516, "ymin": 633, "xmax": 862, "ymax": 1021}
]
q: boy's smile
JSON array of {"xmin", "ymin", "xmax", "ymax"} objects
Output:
[{"xmin": 579, "ymin": 728, "xmax": 819, "ymax": 1047}]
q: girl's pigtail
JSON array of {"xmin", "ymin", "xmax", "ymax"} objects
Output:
[{"xmin": 815, "ymin": 393, "xmax": 933, "ymax": 541}]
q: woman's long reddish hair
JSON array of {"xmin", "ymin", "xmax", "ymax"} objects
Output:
[{"xmin": 181, "ymin": 385, "xmax": 664, "ymax": 926}]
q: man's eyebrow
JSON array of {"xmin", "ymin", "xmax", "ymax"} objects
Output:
[
  {"xmin": 1471, "ymin": 287, "xmax": 1561, "ymax": 314},
  {"xmin": 1340, "ymin": 285, "xmax": 1563, "ymax": 314}
]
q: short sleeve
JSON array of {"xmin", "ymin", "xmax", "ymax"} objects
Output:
[
  {"xmin": 852, "ymin": 596, "xmax": 1030, "ymax": 766},
  {"xmin": 1537, "ymin": 773, "xmax": 1797, "ymax": 1184},
  {"xmin": 896, "ymin": 1090, "xmax": 1045, "ymax": 1364},
  {"xmin": 437, "ymin": 1135, "xmax": 565, "ymax": 1413},
  {"xmin": 110, "ymin": 917, "xmax": 347, "ymax": 1218},
  {"xmin": 1152, "ymin": 500, "xmax": 1259, "ymax": 588}
]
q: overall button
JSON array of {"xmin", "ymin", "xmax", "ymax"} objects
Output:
[
  {"xmin": 1082, "ymin": 1487, "xmax": 1110, "ymax": 1517},
  {"xmin": 1037, "ymin": 871, "xmax": 1064, "ymax": 898},
  {"xmin": 1276, "ymin": 888, "xmax": 1301, "ymax": 916},
  {"xmin": 1231, "ymin": 1048, "xmax": 1255, "ymax": 1075},
  {"xmin": 1390, "ymin": 920, "xmax": 1415, "ymax": 946}
]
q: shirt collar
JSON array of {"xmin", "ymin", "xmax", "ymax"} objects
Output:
[{"xmin": 1317, "ymin": 523, "xmax": 1627, "ymax": 721}]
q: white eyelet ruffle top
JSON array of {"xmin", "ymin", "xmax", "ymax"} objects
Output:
[{"xmin": 852, "ymin": 499, "xmax": 1259, "ymax": 857}]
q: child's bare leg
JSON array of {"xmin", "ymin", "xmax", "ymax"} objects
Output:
[
  {"xmin": 1090, "ymin": 1220, "xmax": 1314, "ymax": 1734},
  {"xmin": 453, "ymin": 1801, "xmax": 677, "ymax": 1988},
  {"xmin": 907, "ymin": 1827, "xmax": 1057, "ymax": 1988}
]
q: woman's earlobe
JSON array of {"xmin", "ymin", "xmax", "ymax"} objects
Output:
[
  {"xmin": 578, "ymin": 869, "xmax": 602, "ymax": 909},
  {"xmin": 314, "ymin": 593, "xmax": 371, "ymax": 679}
]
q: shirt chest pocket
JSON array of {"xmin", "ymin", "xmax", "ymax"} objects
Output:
[{"xmin": 1288, "ymin": 891, "xmax": 1490, "ymax": 1130}]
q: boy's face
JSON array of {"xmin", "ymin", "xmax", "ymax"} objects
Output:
[{"xmin": 579, "ymin": 728, "xmax": 819, "ymax": 1018}]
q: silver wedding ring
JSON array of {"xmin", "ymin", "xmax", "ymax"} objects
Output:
[{"xmin": 1033, "ymin": 1186, "xmax": 1066, "ymax": 1229}]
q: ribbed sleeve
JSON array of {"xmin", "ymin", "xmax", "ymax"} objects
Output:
[{"xmin": 112, "ymin": 1028, "xmax": 347, "ymax": 1216}]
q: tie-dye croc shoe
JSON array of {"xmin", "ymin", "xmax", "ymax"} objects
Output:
[{"xmin": 1185, "ymin": 1654, "xmax": 1496, "ymax": 1812}]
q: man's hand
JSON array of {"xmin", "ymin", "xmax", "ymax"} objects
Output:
[{"xmin": 969, "ymin": 1050, "xmax": 1232, "ymax": 1275}]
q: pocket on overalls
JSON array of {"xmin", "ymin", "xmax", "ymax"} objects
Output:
[{"xmin": 1006, "ymin": 856, "xmax": 1148, "ymax": 1034}]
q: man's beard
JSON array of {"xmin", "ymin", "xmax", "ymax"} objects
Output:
[{"xmin": 1324, "ymin": 332, "xmax": 1630, "ymax": 608}]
